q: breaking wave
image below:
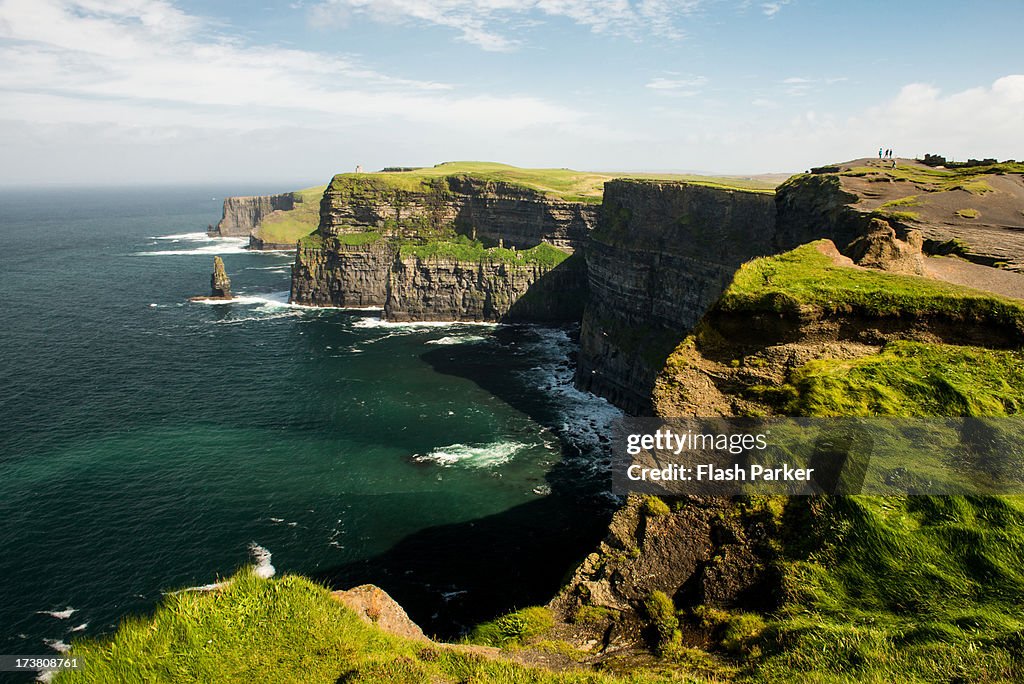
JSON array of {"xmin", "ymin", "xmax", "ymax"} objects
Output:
[{"xmin": 412, "ymin": 441, "xmax": 529, "ymax": 468}]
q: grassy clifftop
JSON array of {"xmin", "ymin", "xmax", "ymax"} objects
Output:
[
  {"xmin": 328, "ymin": 161, "xmax": 780, "ymax": 203},
  {"xmin": 55, "ymin": 571, "xmax": 677, "ymax": 684},
  {"xmin": 720, "ymin": 241, "xmax": 1024, "ymax": 328}
]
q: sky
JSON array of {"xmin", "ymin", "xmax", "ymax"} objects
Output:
[{"xmin": 0, "ymin": 0, "xmax": 1022, "ymax": 186}]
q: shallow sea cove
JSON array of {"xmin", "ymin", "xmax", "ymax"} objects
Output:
[{"xmin": 0, "ymin": 187, "xmax": 619, "ymax": 655}]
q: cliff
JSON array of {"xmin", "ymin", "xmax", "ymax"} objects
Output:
[
  {"xmin": 385, "ymin": 250, "xmax": 587, "ymax": 322},
  {"xmin": 575, "ymin": 180, "xmax": 777, "ymax": 413},
  {"xmin": 290, "ymin": 164, "xmax": 605, "ymax": 320},
  {"xmin": 318, "ymin": 172, "xmax": 598, "ymax": 249},
  {"xmin": 211, "ymin": 193, "xmax": 294, "ymax": 238},
  {"xmin": 290, "ymin": 235, "xmax": 394, "ymax": 308}
]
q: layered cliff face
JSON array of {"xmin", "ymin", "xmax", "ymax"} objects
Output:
[
  {"xmin": 318, "ymin": 174, "xmax": 598, "ymax": 249},
  {"xmin": 385, "ymin": 252, "xmax": 587, "ymax": 323},
  {"xmin": 291, "ymin": 170, "xmax": 596, "ymax": 321},
  {"xmin": 212, "ymin": 193, "xmax": 295, "ymax": 238},
  {"xmin": 575, "ymin": 180, "xmax": 777, "ymax": 414},
  {"xmin": 290, "ymin": 236, "xmax": 394, "ymax": 308}
]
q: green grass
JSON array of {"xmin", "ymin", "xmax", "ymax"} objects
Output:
[
  {"xmin": 766, "ymin": 341, "xmax": 1024, "ymax": 417},
  {"xmin": 954, "ymin": 179, "xmax": 995, "ymax": 195},
  {"xmin": 399, "ymin": 236, "xmax": 571, "ymax": 267},
  {"xmin": 56, "ymin": 572, "xmax": 689, "ymax": 684},
  {"xmin": 879, "ymin": 195, "xmax": 920, "ymax": 208},
  {"xmin": 956, "ymin": 208, "xmax": 981, "ymax": 219},
  {"xmin": 336, "ymin": 231, "xmax": 384, "ymax": 246},
  {"xmin": 297, "ymin": 231, "xmax": 383, "ymax": 249},
  {"xmin": 468, "ymin": 607, "xmax": 555, "ymax": 647},
  {"xmin": 718, "ymin": 241, "xmax": 1024, "ymax": 330},
  {"xmin": 752, "ymin": 493, "xmax": 1024, "ymax": 683},
  {"xmin": 254, "ymin": 185, "xmax": 325, "ymax": 245},
  {"xmin": 694, "ymin": 239, "xmax": 1024, "ymax": 681},
  {"xmin": 329, "ymin": 161, "xmax": 778, "ymax": 203},
  {"xmin": 874, "ymin": 209, "xmax": 920, "ymax": 222},
  {"xmin": 644, "ymin": 592, "xmax": 683, "ymax": 655}
]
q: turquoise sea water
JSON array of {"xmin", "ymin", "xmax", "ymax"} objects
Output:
[{"xmin": 0, "ymin": 188, "xmax": 618, "ymax": 657}]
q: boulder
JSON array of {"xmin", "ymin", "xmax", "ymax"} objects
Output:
[{"xmin": 331, "ymin": 584, "xmax": 429, "ymax": 642}]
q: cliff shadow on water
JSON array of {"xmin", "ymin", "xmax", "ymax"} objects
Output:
[{"xmin": 315, "ymin": 323, "xmax": 613, "ymax": 638}]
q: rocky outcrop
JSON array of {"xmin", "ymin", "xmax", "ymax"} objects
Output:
[
  {"xmin": 210, "ymin": 256, "xmax": 232, "ymax": 298},
  {"xmin": 190, "ymin": 256, "xmax": 234, "ymax": 301},
  {"xmin": 547, "ymin": 495, "xmax": 774, "ymax": 654},
  {"xmin": 290, "ymin": 237, "xmax": 394, "ymax": 308},
  {"xmin": 331, "ymin": 585, "xmax": 429, "ymax": 642},
  {"xmin": 575, "ymin": 180, "xmax": 777, "ymax": 414},
  {"xmin": 385, "ymin": 253, "xmax": 587, "ymax": 323},
  {"xmin": 846, "ymin": 218, "xmax": 926, "ymax": 274},
  {"xmin": 211, "ymin": 194, "xmax": 294, "ymax": 238}
]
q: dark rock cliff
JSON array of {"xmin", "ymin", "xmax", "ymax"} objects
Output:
[
  {"xmin": 212, "ymin": 193, "xmax": 295, "ymax": 238},
  {"xmin": 575, "ymin": 180, "xmax": 777, "ymax": 414},
  {"xmin": 290, "ymin": 238, "xmax": 394, "ymax": 308},
  {"xmin": 385, "ymin": 253, "xmax": 587, "ymax": 323}
]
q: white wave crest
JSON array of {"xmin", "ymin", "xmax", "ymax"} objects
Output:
[
  {"xmin": 43, "ymin": 638, "xmax": 70, "ymax": 653},
  {"xmin": 36, "ymin": 607, "xmax": 75, "ymax": 620},
  {"xmin": 249, "ymin": 542, "xmax": 276, "ymax": 579},
  {"xmin": 413, "ymin": 441, "xmax": 528, "ymax": 468},
  {"xmin": 136, "ymin": 233, "xmax": 250, "ymax": 256},
  {"xmin": 354, "ymin": 316, "xmax": 499, "ymax": 330},
  {"xmin": 424, "ymin": 335, "xmax": 489, "ymax": 345}
]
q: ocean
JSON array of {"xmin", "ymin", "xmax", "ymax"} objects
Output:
[{"xmin": 0, "ymin": 187, "xmax": 618, "ymax": 658}]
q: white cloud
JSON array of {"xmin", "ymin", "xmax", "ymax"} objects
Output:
[
  {"xmin": 857, "ymin": 74, "xmax": 1024, "ymax": 158},
  {"xmin": 0, "ymin": 0, "xmax": 581, "ymax": 133},
  {"xmin": 761, "ymin": 0, "xmax": 790, "ymax": 18},
  {"xmin": 309, "ymin": 0, "xmax": 701, "ymax": 51},
  {"xmin": 645, "ymin": 75, "xmax": 707, "ymax": 96}
]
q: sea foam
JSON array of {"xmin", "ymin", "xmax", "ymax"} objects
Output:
[{"xmin": 413, "ymin": 441, "xmax": 528, "ymax": 468}]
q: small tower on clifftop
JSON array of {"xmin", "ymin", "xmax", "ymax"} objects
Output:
[{"xmin": 211, "ymin": 256, "xmax": 232, "ymax": 298}]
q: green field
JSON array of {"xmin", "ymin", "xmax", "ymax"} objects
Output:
[
  {"xmin": 253, "ymin": 185, "xmax": 325, "ymax": 245},
  {"xmin": 329, "ymin": 161, "xmax": 780, "ymax": 203}
]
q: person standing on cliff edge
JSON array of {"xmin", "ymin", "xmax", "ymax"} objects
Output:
[{"xmin": 879, "ymin": 148, "xmax": 883, "ymax": 159}]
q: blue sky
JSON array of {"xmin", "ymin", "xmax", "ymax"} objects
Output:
[{"xmin": 1, "ymin": 0, "xmax": 1022, "ymax": 185}]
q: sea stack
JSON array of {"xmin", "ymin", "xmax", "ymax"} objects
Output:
[{"xmin": 210, "ymin": 256, "xmax": 232, "ymax": 298}]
